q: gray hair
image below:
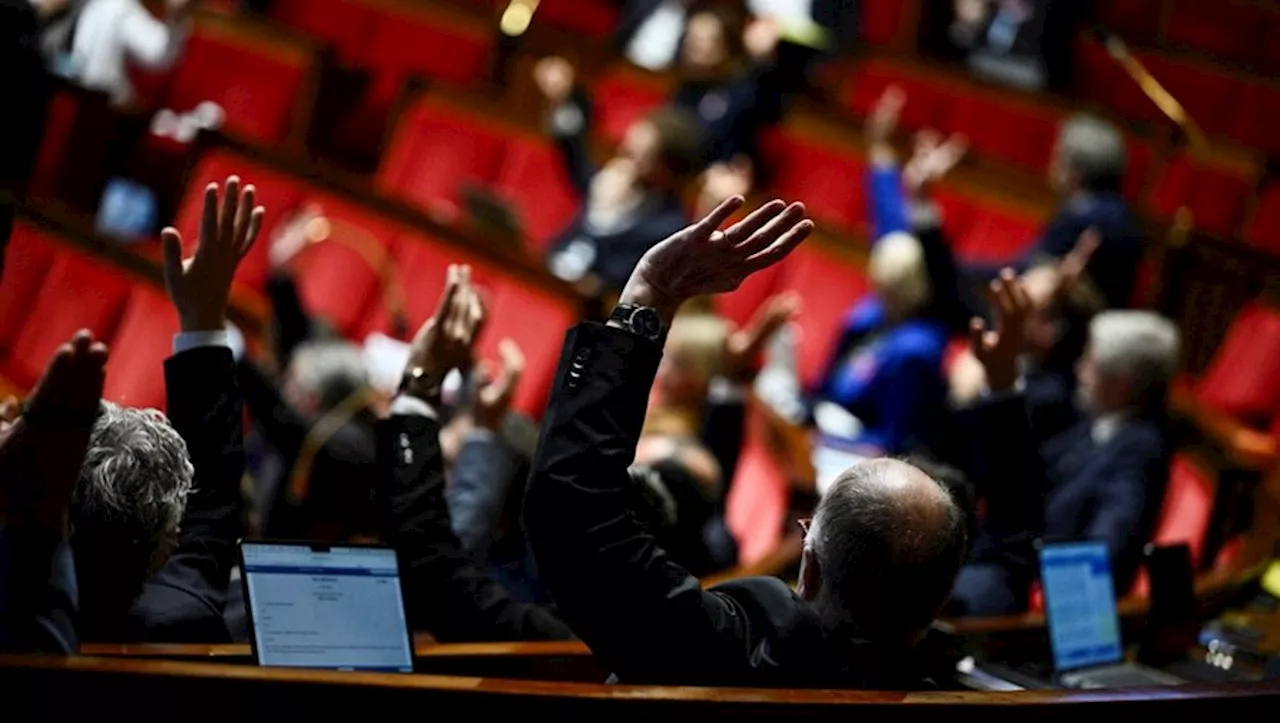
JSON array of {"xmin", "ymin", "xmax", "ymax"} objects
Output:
[
  {"xmin": 289, "ymin": 340, "xmax": 371, "ymax": 412},
  {"xmin": 1089, "ymin": 310, "xmax": 1180, "ymax": 409},
  {"xmin": 1056, "ymin": 114, "xmax": 1126, "ymax": 192},
  {"xmin": 807, "ymin": 458, "xmax": 966, "ymax": 644},
  {"xmin": 70, "ymin": 402, "xmax": 194, "ymax": 569},
  {"xmin": 869, "ymin": 232, "xmax": 932, "ymax": 319}
]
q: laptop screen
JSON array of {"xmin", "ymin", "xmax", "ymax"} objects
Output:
[
  {"xmin": 1040, "ymin": 541, "xmax": 1124, "ymax": 671},
  {"xmin": 240, "ymin": 542, "xmax": 414, "ymax": 672}
]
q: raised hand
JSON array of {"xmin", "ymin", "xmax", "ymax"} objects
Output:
[
  {"xmin": 968, "ymin": 270, "xmax": 1031, "ymax": 394},
  {"xmin": 402, "ymin": 265, "xmax": 487, "ymax": 404},
  {"xmin": 473, "ymin": 339, "xmax": 525, "ymax": 431},
  {"xmin": 161, "ymin": 175, "xmax": 265, "ymax": 332},
  {"xmin": 902, "ymin": 129, "xmax": 968, "ymax": 196},
  {"xmin": 866, "ymin": 85, "xmax": 906, "ymax": 147},
  {"xmin": 0, "ymin": 330, "xmax": 108, "ymax": 530},
  {"xmin": 622, "ymin": 196, "xmax": 814, "ymax": 323},
  {"xmin": 723, "ymin": 292, "xmax": 801, "ymax": 383}
]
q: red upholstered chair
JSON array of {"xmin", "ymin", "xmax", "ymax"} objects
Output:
[
  {"xmin": 947, "ymin": 203, "xmax": 1044, "ymax": 266},
  {"xmin": 725, "ymin": 414, "xmax": 790, "ymax": 566},
  {"xmin": 1163, "ymin": 0, "xmax": 1267, "ymax": 67},
  {"xmin": 1232, "ymin": 81, "xmax": 1280, "ymax": 158},
  {"xmin": 841, "ymin": 59, "xmax": 961, "ymax": 133},
  {"xmin": 1093, "ymin": 0, "xmax": 1163, "ymax": 45},
  {"xmin": 490, "ymin": 135, "xmax": 582, "ymax": 253},
  {"xmin": 4, "ymin": 252, "xmax": 133, "ymax": 388},
  {"xmin": 528, "ymin": 0, "xmax": 620, "ymax": 36},
  {"xmin": 476, "ymin": 278, "xmax": 580, "ymax": 417},
  {"xmin": 288, "ymin": 196, "xmax": 401, "ymax": 338},
  {"xmin": 771, "ymin": 245, "xmax": 871, "ymax": 389},
  {"xmin": 1188, "ymin": 301, "xmax": 1280, "ymax": 424},
  {"xmin": 1136, "ymin": 54, "xmax": 1243, "ymax": 137},
  {"xmin": 103, "ymin": 285, "xmax": 182, "ymax": 411},
  {"xmin": 951, "ymin": 95, "xmax": 1063, "ymax": 171},
  {"xmin": 355, "ymin": 231, "xmax": 486, "ymax": 340},
  {"xmin": 361, "ymin": 4, "xmax": 492, "ymax": 111},
  {"xmin": 174, "ymin": 151, "xmax": 307, "ymax": 292},
  {"xmin": 377, "ymin": 99, "xmax": 511, "ymax": 221},
  {"xmin": 859, "ymin": 0, "xmax": 905, "ymax": 46},
  {"xmin": 1244, "ymin": 180, "xmax": 1280, "ymax": 255},
  {"xmin": 591, "ymin": 69, "xmax": 669, "ymax": 146},
  {"xmin": 160, "ymin": 16, "xmax": 315, "ymax": 143},
  {"xmin": 268, "ymin": 0, "xmax": 378, "ymax": 61},
  {"xmin": 760, "ymin": 129, "xmax": 867, "ymax": 233},
  {"xmin": 0, "ymin": 223, "xmax": 59, "ymax": 354},
  {"xmin": 1145, "ymin": 152, "xmax": 1256, "ymax": 240},
  {"xmin": 712, "ymin": 261, "xmax": 786, "ymax": 331}
]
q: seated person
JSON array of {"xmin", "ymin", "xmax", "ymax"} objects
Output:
[
  {"xmin": 67, "ymin": 176, "xmax": 259, "ymax": 642},
  {"xmin": 810, "ymin": 232, "xmax": 949, "ymax": 469},
  {"xmin": 0, "ymin": 331, "xmax": 108, "ymax": 653},
  {"xmin": 380, "ymin": 265, "xmax": 572, "ymax": 641},
  {"xmin": 535, "ymin": 57, "xmax": 707, "ymax": 299},
  {"xmin": 952, "ymin": 303, "xmax": 1180, "ymax": 615},
  {"xmin": 525, "ymin": 196, "xmax": 969, "ymax": 688}
]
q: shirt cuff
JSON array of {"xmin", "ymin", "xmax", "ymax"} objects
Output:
[
  {"xmin": 708, "ymin": 376, "xmax": 747, "ymax": 403},
  {"xmin": 390, "ymin": 394, "xmax": 437, "ymax": 420},
  {"xmin": 172, "ymin": 330, "xmax": 229, "ymax": 355}
]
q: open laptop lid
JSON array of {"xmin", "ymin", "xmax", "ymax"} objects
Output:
[
  {"xmin": 1039, "ymin": 540, "xmax": 1124, "ymax": 672},
  {"xmin": 238, "ymin": 540, "xmax": 414, "ymax": 672}
]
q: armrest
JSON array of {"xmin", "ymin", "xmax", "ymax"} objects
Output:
[{"xmin": 1170, "ymin": 382, "xmax": 1278, "ymax": 472}]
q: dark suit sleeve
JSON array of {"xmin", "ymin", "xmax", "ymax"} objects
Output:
[
  {"xmin": 550, "ymin": 90, "xmax": 597, "ymax": 195},
  {"xmin": 0, "ymin": 524, "xmax": 78, "ymax": 654},
  {"xmin": 265, "ymin": 271, "xmax": 313, "ymax": 370},
  {"xmin": 524, "ymin": 323, "xmax": 753, "ymax": 682},
  {"xmin": 378, "ymin": 413, "xmax": 572, "ymax": 641},
  {"xmin": 1083, "ymin": 438, "xmax": 1165, "ymax": 587},
  {"xmin": 146, "ymin": 346, "xmax": 245, "ymax": 631},
  {"xmin": 236, "ymin": 359, "xmax": 309, "ymax": 461},
  {"xmin": 445, "ymin": 431, "xmax": 518, "ymax": 562},
  {"xmin": 967, "ymin": 392, "xmax": 1046, "ymax": 569},
  {"xmin": 700, "ymin": 390, "xmax": 745, "ymax": 491}
]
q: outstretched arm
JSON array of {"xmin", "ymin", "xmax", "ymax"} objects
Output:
[{"xmin": 524, "ymin": 197, "xmax": 814, "ymax": 682}]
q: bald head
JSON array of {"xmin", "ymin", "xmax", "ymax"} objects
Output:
[{"xmin": 803, "ymin": 458, "xmax": 966, "ymax": 645}]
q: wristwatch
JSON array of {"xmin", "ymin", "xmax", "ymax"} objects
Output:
[{"xmin": 608, "ymin": 303, "xmax": 666, "ymax": 343}]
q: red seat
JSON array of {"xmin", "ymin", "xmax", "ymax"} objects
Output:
[
  {"xmin": 1150, "ymin": 454, "xmax": 1216, "ymax": 567},
  {"xmin": 476, "ymin": 278, "xmax": 579, "ymax": 417},
  {"xmin": 1093, "ymin": 0, "xmax": 1163, "ymax": 45},
  {"xmin": 712, "ymin": 261, "xmax": 786, "ymax": 331},
  {"xmin": 951, "ymin": 95, "xmax": 1062, "ymax": 171},
  {"xmin": 161, "ymin": 18, "xmax": 314, "ymax": 142},
  {"xmin": 725, "ymin": 415, "xmax": 790, "ymax": 566},
  {"xmin": 269, "ymin": 0, "xmax": 378, "ymax": 61},
  {"xmin": 772, "ymin": 245, "xmax": 872, "ymax": 388},
  {"xmin": 860, "ymin": 0, "xmax": 905, "ymax": 46},
  {"xmin": 761, "ymin": 130, "xmax": 867, "ymax": 232},
  {"xmin": 1244, "ymin": 180, "xmax": 1280, "ymax": 255},
  {"xmin": 4, "ymin": 252, "xmax": 133, "ymax": 388},
  {"xmin": 175, "ymin": 151, "xmax": 307, "ymax": 292},
  {"xmin": 0, "ymin": 224, "xmax": 60, "ymax": 353},
  {"xmin": 103, "ymin": 285, "xmax": 181, "ymax": 411},
  {"xmin": 841, "ymin": 59, "xmax": 962, "ymax": 133},
  {"xmin": 591, "ymin": 70, "xmax": 669, "ymax": 146},
  {"xmin": 1121, "ymin": 133, "xmax": 1155, "ymax": 203},
  {"xmin": 1137, "ymin": 54, "xmax": 1244, "ymax": 138},
  {"xmin": 289, "ymin": 197, "xmax": 400, "ymax": 338},
  {"xmin": 1163, "ymin": 0, "xmax": 1267, "ymax": 67},
  {"xmin": 529, "ymin": 0, "xmax": 620, "ymax": 37},
  {"xmin": 362, "ymin": 6, "xmax": 492, "ymax": 106},
  {"xmin": 947, "ymin": 202, "xmax": 1044, "ymax": 265},
  {"xmin": 356, "ymin": 231, "xmax": 487, "ymax": 340},
  {"xmin": 490, "ymin": 135, "xmax": 582, "ymax": 253},
  {"xmin": 377, "ymin": 100, "xmax": 511, "ymax": 220},
  {"xmin": 1145, "ymin": 152, "xmax": 1255, "ymax": 240},
  {"xmin": 1231, "ymin": 81, "xmax": 1280, "ymax": 158},
  {"xmin": 1192, "ymin": 302, "xmax": 1280, "ymax": 423}
]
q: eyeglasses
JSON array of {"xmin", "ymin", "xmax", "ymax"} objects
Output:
[{"xmin": 797, "ymin": 517, "xmax": 812, "ymax": 536}]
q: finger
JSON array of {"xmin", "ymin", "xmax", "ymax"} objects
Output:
[
  {"xmin": 219, "ymin": 176, "xmax": 241, "ymax": 246},
  {"xmin": 968, "ymin": 317, "xmax": 988, "ymax": 355},
  {"xmin": 498, "ymin": 338, "xmax": 525, "ymax": 375},
  {"xmin": 744, "ymin": 218, "xmax": 813, "ymax": 272},
  {"xmin": 985, "ymin": 279, "xmax": 1009, "ymax": 333},
  {"xmin": 737, "ymin": 202, "xmax": 807, "ymax": 256},
  {"xmin": 241, "ymin": 206, "xmax": 265, "ymax": 258},
  {"xmin": 88, "ymin": 341, "xmax": 110, "ymax": 365},
  {"xmin": 691, "ymin": 195, "xmax": 746, "ymax": 239},
  {"xmin": 70, "ymin": 329, "xmax": 93, "ymax": 355},
  {"xmin": 722, "ymin": 199, "xmax": 786, "ymax": 246},
  {"xmin": 433, "ymin": 265, "xmax": 461, "ymax": 321},
  {"xmin": 161, "ymin": 227, "xmax": 185, "ymax": 296},
  {"xmin": 199, "ymin": 183, "xmax": 219, "ymax": 256},
  {"xmin": 232, "ymin": 184, "xmax": 256, "ymax": 251}
]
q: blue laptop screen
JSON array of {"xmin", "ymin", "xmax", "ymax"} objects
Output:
[
  {"xmin": 1040, "ymin": 541, "xmax": 1124, "ymax": 671},
  {"xmin": 242, "ymin": 543, "xmax": 413, "ymax": 672}
]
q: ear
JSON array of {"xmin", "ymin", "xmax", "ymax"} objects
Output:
[{"xmin": 797, "ymin": 545, "xmax": 821, "ymax": 600}]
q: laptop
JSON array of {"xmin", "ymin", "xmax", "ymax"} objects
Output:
[
  {"xmin": 1040, "ymin": 541, "xmax": 1185, "ymax": 689},
  {"xmin": 238, "ymin": 541, "xmax": 415, "ymax": 672}
]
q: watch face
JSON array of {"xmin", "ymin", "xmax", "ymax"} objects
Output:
[{"xmin": 630, "ymin": 307, "xmax": 662, "ymax": 340}]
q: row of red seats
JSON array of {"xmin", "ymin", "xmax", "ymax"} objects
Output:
[
  {"xmin": 0, "ymin": 223, "xmax": 180, "ymax": 411},
  {"xmin": 172, "ymin": 147, "xmax": 579, "ymax": 417},
  {"xmin": 1097, "ymin": 0, "xmax": 1280, "ymax": 74}
]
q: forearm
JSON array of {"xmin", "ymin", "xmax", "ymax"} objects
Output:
[
  {"xmin": 867, "ymin": 165, "xmax": 909, "ymax": 240},
  {"xmin": 446, "ymin": 432, "xmax": 516, "ymax": 559}
]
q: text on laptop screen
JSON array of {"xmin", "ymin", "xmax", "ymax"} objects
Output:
[
  {"xmin": 241, "ymin": 543, "xmax": 413, "ymax": 672},
  {"xmin": 1040, "ymin": 542, "xmax": 1123, "ymax": 671}
]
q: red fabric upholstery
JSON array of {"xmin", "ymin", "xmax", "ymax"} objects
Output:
[
  {"xmin": 1245, "ymin": 181, "xmax": 1280, "ymax": 254},
  {"xmin": 842, "ymin": 60, "xmax": 963, "ymax": 133},
  {"xmin": 0, "ymin": 224, "xmax": 59, "ymax": 353},
  {"xmin": 5, "ymin": 252, "xmax": 133, "ymax": 387},
  {"xmin": 1163, "ymin": 0, "xmax": 1267, "ymax": 66},
  {"xmin": 591, "ymin": 71, "xmax": 668, "ymax": 145},
  {"xmin": 725, "ymin": 414, "xmax": 789, "ymax": 566},
  {"xmin": 947, "ymin": 202, "xmax": 1044, "ymax": 265},
  {"xmin": 1150, "ymin": 454, "xmax": 1215, "ymax": 568},
  {"xmin": 491, "ymin": 135, "xmax": 582, "ymax": 253},
  {"xmin": 860, "ymin": 0, "xmax": 904, "ymax": 46},
  {"xmin": 1122, "ymin": 134, "xmax": 1155, "ymax": 203},
  {"xmin": 1093, "ymin": 0, "xmax": 1164, "ymax": 44},
  {"xmin": 712, "ymin": 261, "xmax": 786, "ymax": 331},
  {"xmin": 1146, "ymin": 153, "xmax": 1255, "ymax": 239},
  {"xmin": 163, "ymin": 23, "xmax": 311, "ymax": 142},
  {"xmin": 269, "ymin": 0, "xmax": 378, "ymax": 60},
  {"xmin": 1232, "ymin": 81, "xmax": 1280, "ymax": 158},
  {"xmin": 476, "ymin": 278, "xmax": 579, "ymax": 417},
  {"xmin": 951, "ymin": 95, "xmax": 1062, "ymax": 170},
  {"xmin": 772, "ymin": 246, "xmax": 871, "ymax": 388},
  {"xmin": 356, "ymin": 231, "xmax": 483, "ymax": 340},
  {"xmin": 761, "ymin": 130, "xmax": 867, "ymax": 232},
  {"xmin": 363, "ymin": 7, "xmax": 492, "ymax": 106},
  {"xmin": 103, "ymin": 285, "xmax": 181, "ymax": 411},
  {"xmin": 377, "ymin": 100, "xmax": 510, "ymax": 218},
  {"xmin": 1193, "ymin": 302, "xmax": 1280, "ymax": 422},
  {"xmin": 529, "ymin": 0, "xmax": 620, "ymax": 36},
  {"xmin": 1137, "ymin": 53, "xmax": 1243, "ymax": 137},
  {"xmin": 175, "ymin": 152, "xmax": 307, "ymax": 291}
]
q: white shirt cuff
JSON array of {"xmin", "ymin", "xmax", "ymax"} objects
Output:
[
  {"xmin": 390, "ymin": 394, "xmax": 437, "ymax": 420},
  {"xmin": 708, "ymin": 376, "xmax": 746, "ymax": 403},
  {"xmin": 172, "ymin": 330, "xmax": 230, "ymax": 355}
]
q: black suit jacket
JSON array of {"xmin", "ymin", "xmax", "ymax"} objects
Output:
[
  {"xmin": 82, "ymin": 346, "xmax": 244, "ymax": 642},
  {"xmin": 524, "ymin": 323, "xmax": 930, "ymax": 688},
  {"xmin": 0, "ymin": 524, "xmax": 78, "ymax": 653},
  {"xmin": 377, "ymin": 412, "xmax": 572, "ymax": 641}
]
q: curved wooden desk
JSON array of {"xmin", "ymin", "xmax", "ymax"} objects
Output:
[{"xmin": 3, "ymin": 654, "xmax": 1277, "ymax": 721}]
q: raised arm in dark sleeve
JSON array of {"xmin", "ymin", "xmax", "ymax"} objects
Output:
[
  {"xmin": 133, "ymin": 345, "xmax": 244, "ymax": 640},
  {"xmin": 548, "ymin": 89, "xmax": 598, "ymax": 195},
  {"xmin": 265, "ymin": 271, "xmax": 313, "ymax": 370},
  {"xmin": 378, "ymin": 411, "xmax": 572, "ymax": 641},
  {"xmin": 446, "ymin": 430, "xmax": 519, "ymax": 563},
  {"xmin": 524, "ymin": 323, "xmax": 754, "ymax": 683}
]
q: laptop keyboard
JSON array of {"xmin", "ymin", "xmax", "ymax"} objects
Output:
[{"xmin": 1063, "ymin": 664, "xmax": 1183, "ymax": 689}]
